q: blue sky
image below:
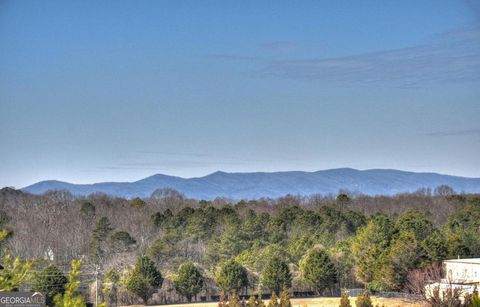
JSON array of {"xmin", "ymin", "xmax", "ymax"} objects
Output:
[{"xmin": 1, "ymin": 0, "xmax": 480, "ymax": 188}]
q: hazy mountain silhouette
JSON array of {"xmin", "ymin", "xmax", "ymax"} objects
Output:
[{"xmin": 22, "ymin": 168, "xmax": 480, "ymax": 200}]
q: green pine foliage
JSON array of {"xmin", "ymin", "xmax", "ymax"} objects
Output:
[
  {"xmin": 173, "ymin": 261, "xmax": 204, "ymax": 302},
  {"xmin": 351, "ymin": 215, "xmax": 395, "ymax": 286},
  {"xmin": 299, "ymin": 247, "xmax": 337, "ymax": 294},
  {"xmin": 89, "ymin": 217, "xmax": 114, "ymax": 262},
  {"xmin": 470, "ymin": 288, "xmax": 480, "ymax": 307},
  {"xmin": 339, "ymin": 290, "xmax": 352, "ymax": 307},
  {"xmin": 53, "ymin": 260, "xmax": 86, "ymax": 307},
  {"xmin": 126, "ymin": 256, "xmax": 163, "ymax": 303},
  {"xmin": 267, "ymin": 291, "xmax": 279, "ymax": 307},
  {"xmin": 228, "ymin": 291, "xmax": 242, "ymax": 307},
  {"xmin": 247, "ymin": 293, "xmax": 265, "ymax": 307},
  {"xmin": 216, "ymin": 259, "xmax": 248, "ymax": 294},
  {"xmin": 130, "ymin": 197, "xmax": 146, "ymax": 208},
  {"xmin": 355, "ymin": 290, "xmax": 373, "ymax": 307},
  {"xmin": 0, "ymin": 249, "xmax": 34, "ymax": 292},
  {"xmin": 279, "ymin": 288, "xmax": 292, "ymax": 307},
  {"xmin": 261, "ymin": 255, "xmax": 292, "ymax": 295},
  {"xmin": 32, "ymin": 265, "xmax": 68, "ymax": 306}
]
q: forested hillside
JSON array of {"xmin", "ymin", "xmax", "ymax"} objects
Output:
[{"xmin": 0, "ymin": 187, "xmax": 479, "ymax": 306}]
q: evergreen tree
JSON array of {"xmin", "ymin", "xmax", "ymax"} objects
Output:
[
  {"xmin": 217, "ymin": 292, "xmax": 228, "ymax": 307},
  {"xmin": 355, "ymin": 290, "xmax": 373, "ymax": 307},
  {"xmin": 110, "ymin": 231, "xmax": 136, "ymax": 252},
  {"xmin": 351, "ymin": 215, "xmax": 395, "ymax": 285},
  {"xmin": 299, "ymin": 247, "xmax": 337, "ymax": 294},
  {"xmin": 247, "ymin": 294, "xmax": 265, "ymax": 307},
  {"xmin": 395, "ymin": 210, "xmax": 433, "ymax": 241},
  {"xmin": 261, "ymin": 255, "xmax": 292, "ymax": 295},
  {"xmin": 267, "ymin": 291, "xmax": 279, "ymax": 307},
  {"xmin": 126, "ymin": 256, "xmax": 163, "ymax": 303},
  {"xmin": 229, "ymin": 291, "xmax": 242, "ymax": 307},
  {"xmin": 32, "ymin": 265, "xmax": 68, "ymax": 306},
  {"xmin": 421, "ymin": 230, "xmax": 448, "ymax": 262},
  {"xmin": 130, "ymin": 197, "xmax": 146, "ymax": 208},
  {"xmin": 126, "ymin": 273, "xmax": 151, "ymax": 304},
  {"xmin": 336, "ymin": 193, "xmax": 350, "ymax": 210},
  {"xmin": 89, "ymin": 217, "xmax": 114, "ymax": 262},
  {"xmin": 339, "ymin": 290, "xmax": 352, "ymax": 307},
  {"xmin": 91, "ymin": 217, "xmax": 113, "ymax": 242},
  {"xmin": 135, "ymin": 256, "xmax": 163, "ymax": 287},
  {"xmin": 173, "ymin": 261, "xmax": 204, "ymax": 302},
  {"xmin": 216, "ymin": 259, "xmax": 248, "ymax": 294},
  {"xmin": 0, "ymin": 249, "xmax": 33, "ymax": 291},
  {"xmin": 470, "ymin": 287, "xmax": 480, "ymax": 307},
  {"xmin": 80, "ymin": 202, "xmax": 95, "ymax": 220},
  {"xmin": 279, "ymin": 288, "xmax": 292, "ymax": 307},
  {"xmin": 376, "ymin": 231, "xmax": 421, "ymax": 291},
  {"xmin": 53, "ymin": 260, "xmax": 85, "ymax": 307}
]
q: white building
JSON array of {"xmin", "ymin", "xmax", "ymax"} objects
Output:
[
  {"xmin": 444, "ymin": 258, "xmax": 480, "ymax": 283},
  {"xmin": 426, "ymin": 258, "xmax": 480, "ymax": 298}
]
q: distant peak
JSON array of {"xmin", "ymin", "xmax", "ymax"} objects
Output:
[{"xmin": 211, "ymin": 170, "xmax": 227, "ymax": 175}]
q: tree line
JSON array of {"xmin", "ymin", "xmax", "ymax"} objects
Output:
[{"xmin": 0, "ymin": 186, "xmax": 479, "ymax": 306}]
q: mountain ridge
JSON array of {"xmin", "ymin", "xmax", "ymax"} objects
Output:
[{"xmin": 21, "ymin": 168, "xmax": 480, "ymax": 200}]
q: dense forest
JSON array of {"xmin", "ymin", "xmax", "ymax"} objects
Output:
[{"xmin": 0, "ymin": 186, "xmax": 479, "ymax": 306}]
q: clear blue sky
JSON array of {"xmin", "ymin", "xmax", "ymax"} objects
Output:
[{"xmin": 1, "ymin": 0, "xmax": 480, "ymax": 188}]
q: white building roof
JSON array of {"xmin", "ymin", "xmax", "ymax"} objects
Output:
[{"xmin": 444, "ymin": 258, "xmax": 480, "ymax": 265}]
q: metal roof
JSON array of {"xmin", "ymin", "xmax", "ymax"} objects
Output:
[{"xmin": 444, "ymin": 258, "xmax": 480, "ymax": 264}]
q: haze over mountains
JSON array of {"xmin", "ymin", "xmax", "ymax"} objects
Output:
[{"xmin": 21, "ymin": 168, "xmax": 480, "ymax": 200}]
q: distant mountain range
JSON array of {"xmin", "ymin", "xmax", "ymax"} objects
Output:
[{"xmin": 20, "ymin": 168, "xmax": 480, "ymax": 200}]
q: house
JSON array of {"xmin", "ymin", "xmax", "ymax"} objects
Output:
[{"xmin": 426, "ymin": 258, "xmax": 480, "ymax": 298}]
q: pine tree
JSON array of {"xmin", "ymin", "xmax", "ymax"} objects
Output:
[
  {"xmin": 126, "ymin": 256, "xmax": 163, "ymax": 304},
  {"xmin": 339, "ymin": 290, "xmax": 352, "ymax": 307},
  {"xmin": 246, "ymin": 293, "xmax": 265, "ymax": 307},
  {"xmin": 261, "ymin": 255, "xmax": 292, "ymax": 295},
  {"xmin": 32, "ymin": 265, "xmax": 68, "ymax": 306},
  {"xmin": 89, "ymin": 217, "xmax": 114, "ymax": 262},
  {"xmin": 229, "ymin": 291, "xmax": 242, "ymax": 307},
  {"xmin": 216, "ymin": 259, "xmax": 249, "ymax": 293},
  {"xmin": 53, "ymin": 260, "xmax": 86, "ymax": 307},
  {"xmin": 471, "ymin": 291, "xmax": 480, "ymax": 307},
  {"xmin": 279, "ymin": 288, "xmax": 292, "ymax": 307},
  {"xmin": 267, "ymin": 291, "xmax": 279, "ymax": 307},
  {"xmin": 247, "ymin": 294, "xmax": 256, "ymax": 307},
  {"xmin": 299, "ymin": 247, "xmax": 337, "ymax": 294},
  {"xmin": 173, "ymin": 261, "xmax": 204, "ymax": 302},
  {"xmin": 355, "ymin": 290, "xmax": 373, "ymax": 307},
  {"xmin": 217, "ymin": 292, "xmax": 228, "ymax": 307},
  {"xmin": 0, "ymin": 249, "xmax": 34, "ymax": 291}
]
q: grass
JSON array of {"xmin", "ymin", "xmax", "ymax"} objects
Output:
[{"xmin": 144, "ymin": 296, "xmax": 426, "ymax": 307}]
